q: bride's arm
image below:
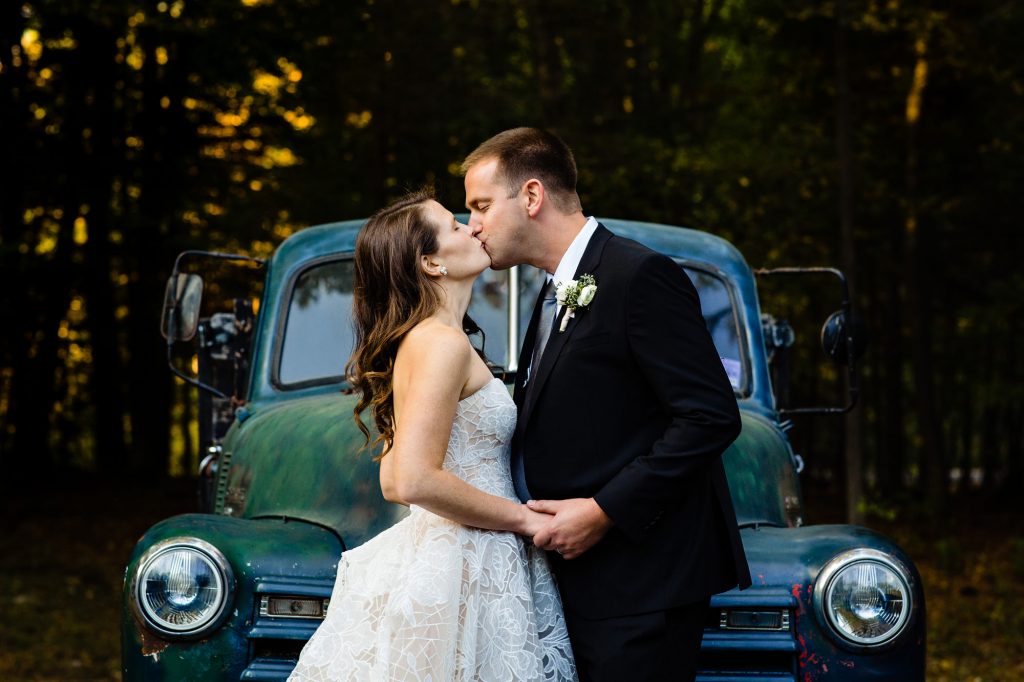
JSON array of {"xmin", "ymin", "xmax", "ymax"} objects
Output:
[
  {"xmin": 379, "ymin": 451, "xmax": 406, "ymax": 505},
  {"xmin": 388, "ymin": 325, "xmax": 547, "ymax": 536}
]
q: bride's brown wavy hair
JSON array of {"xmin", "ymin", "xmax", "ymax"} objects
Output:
[{"xmin": 345, "ymin": 189, "xmax": 446, "ymax": 457}]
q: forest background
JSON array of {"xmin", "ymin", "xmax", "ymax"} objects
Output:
[{"xmin": 1, "ymin": 0, "xmax": 1022, "ymax": 680}]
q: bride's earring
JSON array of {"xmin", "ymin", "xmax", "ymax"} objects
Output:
[{"xmin": 439, "ymin": 265, "xmax": 448, "ymax": 276}]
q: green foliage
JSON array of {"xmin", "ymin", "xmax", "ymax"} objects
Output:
[{"xmin": 857, "ymin": 494, "xmax": 898, "ymax": 523}]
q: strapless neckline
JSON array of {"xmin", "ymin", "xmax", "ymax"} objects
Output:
[{"xmin": 458, "ymin": 376, "xmax": 504, "ymax": 404}]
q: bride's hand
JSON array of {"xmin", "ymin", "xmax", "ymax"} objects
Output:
[{"xmin": 517, "ymin": 504, "xmax": 555, "ymax": 537}]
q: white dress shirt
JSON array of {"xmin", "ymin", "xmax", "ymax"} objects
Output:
[
  {"xmin": 548, "ymin": 216, "xmax": 599, "ymax": 313},
  {"xmin": 523, "ymin": 216, "xmax": 600, "ymax": 385}
]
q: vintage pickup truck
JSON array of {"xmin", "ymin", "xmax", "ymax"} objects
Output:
[{"xmin": 123, "ymin": 217, "xmax": 925, "ymax": 680}]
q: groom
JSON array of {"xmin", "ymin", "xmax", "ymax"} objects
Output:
[{"xmin": 463, "ymin": 128, "xmax": 751, "ymax": 681}]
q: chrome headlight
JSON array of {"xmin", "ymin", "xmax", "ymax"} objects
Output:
[
  {"xmin": 814, "ymin": 549, "xmax": 914, "ymax": 649},
  {"xmin": 131, "ymin": 537, "xmax": 235, "ymax": 638}
]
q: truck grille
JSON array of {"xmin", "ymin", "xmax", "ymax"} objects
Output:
[
  {"xmin": 241, "ymin": 577, "xmax": 333, "ymax": 681},
  {"xmin": 697, "ymin": 588, "xmax": 798, "ymax": 681},
  {"xmin": 241, "ymin": 583, "xmax": 799, "ymax": 681}
]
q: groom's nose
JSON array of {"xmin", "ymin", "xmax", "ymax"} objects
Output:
[{"xmin": 469, "ymin": 220, "xmax": 483, "ymax": 237}]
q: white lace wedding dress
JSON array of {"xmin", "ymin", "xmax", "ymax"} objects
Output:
[{"xmin": 288, "ymin": 378, "xmax": 577, "ymax": 681}]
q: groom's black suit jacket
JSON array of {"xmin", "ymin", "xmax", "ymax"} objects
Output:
[{"xmin": 512, "ymin": 224, "xmax": 751, "ymax": 620}]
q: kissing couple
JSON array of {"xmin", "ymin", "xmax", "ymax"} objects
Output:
[{"xmin": 288, "ymin": 128, "xmax": 751, "ymax": 682}]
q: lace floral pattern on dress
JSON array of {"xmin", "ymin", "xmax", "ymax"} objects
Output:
[{"xmin": 288, "ymin": 378, "xmax": 577, "ymax": 681}]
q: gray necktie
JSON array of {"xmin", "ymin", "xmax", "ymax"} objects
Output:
[
  {"xmin": 527, "ymin": 278, "xmax": 558, "ymax": 383},
  {"xmin": 512, "ymin": 278, "xmax": 556, "ymax": 502}
]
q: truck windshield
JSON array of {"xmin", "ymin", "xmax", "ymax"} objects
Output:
[{"xmin": 277, "ymin": 260, "xmax": 745, "ymax": 392}]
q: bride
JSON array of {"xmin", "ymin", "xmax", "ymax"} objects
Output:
[{"xmin": 287, "ymin": 190, "xmax": 577, "ymax": 681}]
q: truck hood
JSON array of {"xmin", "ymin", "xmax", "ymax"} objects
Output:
[
  {"xmin": 220, "ymin": 389, "xmax": 798, "ymax": 546},
  {"xmin": 220, "ymin": 391, "xmax": 408, "ymax": 549},
  {"xmin": 722, "ymin": 410, "xmax": 802, "ymax": 528}
]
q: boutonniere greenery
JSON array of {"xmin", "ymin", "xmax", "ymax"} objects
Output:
[{"xmin": 555, "ymin": 274, "xmax": 597, "ymax": 332}]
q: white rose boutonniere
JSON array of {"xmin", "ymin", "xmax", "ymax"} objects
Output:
[{"xmin": 555, "ymin": 274, "xmax": 597, "ymax": 332}]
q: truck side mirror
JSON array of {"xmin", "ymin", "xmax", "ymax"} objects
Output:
[
  {"xmin": 755, "ymin": 266, "xmax": 863, "ymax": 415},
  {"xmin": 820, "ymin": 310, "xmax": 867, "ymax": 366},
  {"xmin": 161, "ymin": 273, "xmax": 204, "ymax": 341}
]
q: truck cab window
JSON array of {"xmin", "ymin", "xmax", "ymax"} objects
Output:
[{"xmin": 278, "ymin": 260, "xmax": 356, "ymax": 387}]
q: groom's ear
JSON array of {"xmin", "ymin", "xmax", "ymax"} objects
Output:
[{"xmin": 523, "ymin": 179, "xmax": 544, "ymax": 218}]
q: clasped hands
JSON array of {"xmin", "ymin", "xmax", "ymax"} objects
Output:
[{"xmin": 520, "ymin": 497, "xmax": 612, "ymax": 560}]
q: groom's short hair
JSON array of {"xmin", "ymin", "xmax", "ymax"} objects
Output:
[{"xmin": 461, "ymin": 127, "xmax": 581, "ymax": 214}]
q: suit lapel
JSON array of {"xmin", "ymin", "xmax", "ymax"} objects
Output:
[{"xmin": 521, "ymin": 225, "xmax": 613, "ymax": 425}]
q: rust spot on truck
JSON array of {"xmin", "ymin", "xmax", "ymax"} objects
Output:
[{"xmin": 139, "ymin": 627, "xmax": 170, "ymax": 656}]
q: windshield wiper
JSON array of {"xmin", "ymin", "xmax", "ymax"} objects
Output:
[{"xmin": 738, "ymin": 520, "xmax": 786, "ymax": 530}]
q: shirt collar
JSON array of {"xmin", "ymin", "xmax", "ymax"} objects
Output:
[{"xmin": 550, "ymin": 216, "xmax": 599, "ymax": 286}]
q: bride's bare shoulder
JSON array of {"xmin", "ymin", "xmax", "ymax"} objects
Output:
[
  {"xmin": 398, "ymin": 319, "xmax": 472, "ymax": 364},
  {"xmin": 393, "ymin": 321, "xmax": 473, "ymax": 402}
]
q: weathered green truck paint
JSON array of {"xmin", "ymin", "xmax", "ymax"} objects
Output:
[
  {"xmin": 217, "ymin": 393, "xmax": 407, "ymax": 548},
  {"xmin": 124, "ymin": 218, "xmax": 925, "ymax": 681},
  {"xmin": 122, "ymin": 515, "xmax": 340, "ymax": 680},
  {"xmin": 219, "ymin": 391, "xmax": 798, "ymax": 537}
]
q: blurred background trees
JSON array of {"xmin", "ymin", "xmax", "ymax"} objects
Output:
[{"xmin": 1, "ymin": 0, "xmax": 1021, "ymax": 521}]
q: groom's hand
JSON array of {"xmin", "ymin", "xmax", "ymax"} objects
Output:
[{"xmin": 528, "ymin": 498, "xmax": 612, "ymax": 560}]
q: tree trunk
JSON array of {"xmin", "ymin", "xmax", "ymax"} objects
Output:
[
  {"xmin": 879, "ymin": 273, "xmax": 905, "ymax": 494},
  {"xmin": 123, "ymin": 24, "xmax": 178, "ymax": 478},
  {"xmin": 903, "ymin": 26, "xmax": 945, "ymax": 521},
  {"xmin": 1007, "ymin": 402, "xmax": 1024, "ymax": 500},
  {"xmin": 1006, "ymin": 324, "xmax": 1024, "ymax": 498},
  {"xmin": 5, "ymin": 11, "xmax": 80, "ymax": 476},
  {"xmin": 0, "ymin": 0, "xmax": 29, "ymax": 467},
  {"xmin": 835, "ymin": 0, "xmax": 864, "ymax": 524},
  {"xmin": 77, "ymin": 20, "xmax": 128, "ymax": 475}
]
